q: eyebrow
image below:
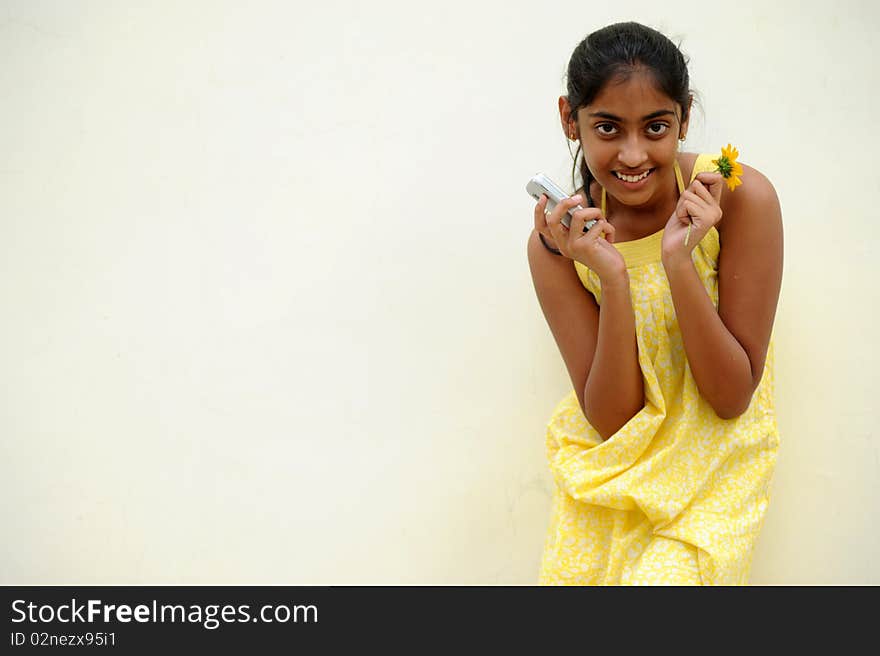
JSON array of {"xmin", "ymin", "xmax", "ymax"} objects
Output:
[{"xmin": 587, "ymin": 110, "xmax": 676, "ymax": 121}]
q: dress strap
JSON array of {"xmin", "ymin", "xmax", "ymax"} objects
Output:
[
  {"xmin": 600, "ymin": 159, "xmax": 686, "ymax": 215},
  {"xmin": 673, "ymin": 158, "xmax": 685, "ymax": 193}
]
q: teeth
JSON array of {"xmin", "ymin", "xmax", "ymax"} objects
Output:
[{"xmin": 615, "ymin": 170, "xmax": 651, "ymax": 183}]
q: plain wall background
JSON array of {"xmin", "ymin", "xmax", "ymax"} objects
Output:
[{"xmin": 2, "ymin": 0, "xmax": 878, "ymax": 584}]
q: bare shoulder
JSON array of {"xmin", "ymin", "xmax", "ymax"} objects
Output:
[
  {"xmin": 717, "ymin": 161, "xmax": 781, "ymax": 235},
  {"xmin": 714, "ymin": 160, "xmax": 783, "ymax": 389}
]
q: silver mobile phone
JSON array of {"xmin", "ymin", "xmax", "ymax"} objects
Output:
[{"xmin": 526, "ymin": 172, "xmax": 597, "ymax": 232}]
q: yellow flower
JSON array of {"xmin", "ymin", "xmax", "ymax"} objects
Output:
[
  {"xmin": 685, "ymin": 142, "xmax": 744, "ymax": 246},
  {"xmin": 712, "ymin": 143, "xmax": 743, "ymax": 191}
]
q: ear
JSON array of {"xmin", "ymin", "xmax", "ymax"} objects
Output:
[
  {"xmin": 679, "ymin": 94, "xmax": 693, "ymax": 139},
  {"xmin": 558, "ymin": 96, "xmax": 578, "ymax": 140}
]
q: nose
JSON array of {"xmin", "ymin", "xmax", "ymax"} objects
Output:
[{"xmin": 618, "ymin": 134, "xmax": 648, "ymax": 168}]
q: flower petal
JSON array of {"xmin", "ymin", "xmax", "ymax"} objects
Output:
[{"xmin": 716, "ymin": 144, "xmax": 743, "ymax": 190}]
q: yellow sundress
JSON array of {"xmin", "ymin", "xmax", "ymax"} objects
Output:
[{"xmin": 538, "ymin": 154, "xmax": 780, "ymax": 586}]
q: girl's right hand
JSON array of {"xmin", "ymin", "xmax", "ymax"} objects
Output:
[{"xmin": 536, "ymin": 194, "xmax": 627, "ymax": 281}]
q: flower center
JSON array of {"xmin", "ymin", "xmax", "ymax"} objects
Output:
[{"xmin": 715, "ymin": 156, "xmax": 733, "ymax": 178}]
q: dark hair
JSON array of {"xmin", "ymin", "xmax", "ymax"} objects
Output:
[{"xmin": 565, "ymin": 22, "xmax": 692, "ymax": 205}]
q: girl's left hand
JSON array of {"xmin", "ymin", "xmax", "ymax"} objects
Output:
[{"xmin": 660, "ymin": 172, "xmax": 724, "ymax": 264}]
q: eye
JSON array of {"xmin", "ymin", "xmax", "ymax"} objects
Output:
[
  {"xmin": 596, "ymin": 123, "xmax": 618, "ymax": 136},
  {"xmin": 647, "ymin": 122, "xmax": 669, "ymax": 136}
]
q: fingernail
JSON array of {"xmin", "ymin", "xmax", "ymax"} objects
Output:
[{"xmin": 571, "ymin": 194, "xmax": 582, "ymax": 203}]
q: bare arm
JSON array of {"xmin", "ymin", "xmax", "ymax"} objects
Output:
[
  {"xmin": 661, "ymin": 166, "xmax": 783, "ymax": 419},
  {"xmin": 527, "ymin": 229, "xmax": 644, "ymax": 440}
]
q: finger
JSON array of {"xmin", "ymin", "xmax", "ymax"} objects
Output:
[
  {"xmin": 535, "ymin": 194, "xmax": 555, "ymax": 236},
  {"xmin": 566, "ymin": 209, "xmax": 588, "ymax": 247},
  {"xmin": 682, "ymin": 188, "xmax": 722, "ymax": 227},
  {"xmin": 695, "ymin": 172, "xmax": 724, "ymax": 203},
  {"xmin": 587, "ymin": 218, "xmax": 614, "ymax": 244},
  {"xmin": 597, "ymin": 218, "xmax": 615, "ymax": 244},
  {"xmin": 675, "ymin": 192, "xmax": 695, "ymax": 220},
  {"xmin": 569, "ymin": 213, "xmax": 605, "ymax": 248},
  {"xmin": 544, "ymin": 202, "xmax": 570, "ymax": 246},
  {"xmin": 533, "ymin": 194, "xmax": 549, "ymax": 231},
  {"xmin": 569, "ymin": 206, "xmax": 603, "ymax": 234},
  {"xmin": 683, "ymin": 199, "xmax": 702, "ymax": 221},
  {"xmin": 681, "ymin": 189, "xmax": 708, "ymax": 208},
  {"xmin": 546, "ymin": 194, "xmax": 584, "ymax": 234},
  {"xmin": 571, "ymin": 212, "xmax": 611, "ymax": 245},
  {"xmin": 681, "ymin": 189, "xmax": 700, "ymax": 201},
  {"xmin": 675, "ymin": 196, "xmax": 701, "ymax": 225},
  {"xmin": 695, "ymin": 172, "xmax": 723, "ymax": 186},
  {"xmin": 689, "ymin": 180, "xmax": 717, "ymax": 206}
]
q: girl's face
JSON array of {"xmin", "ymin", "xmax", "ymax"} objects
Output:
[{"xmin": 575, "ymin": 70, "xmax": 688, "ymax": 209}]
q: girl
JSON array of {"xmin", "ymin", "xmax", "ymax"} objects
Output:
[{"xmin": 527, "ymin": 22, "xmax": 783, "ymax": 585}]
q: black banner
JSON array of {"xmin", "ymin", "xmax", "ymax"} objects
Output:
[{"xmin": 0, "ymin": 585, "xmax": 864, "ymax": 651}]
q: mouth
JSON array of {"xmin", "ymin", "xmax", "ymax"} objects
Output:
[{"xmin": 612, "ymin": 168, "xmax": 655, "ymax": 187}]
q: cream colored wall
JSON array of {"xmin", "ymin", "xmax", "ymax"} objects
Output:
[{"xmin": 2, "ymin": 0, "xmax": 877, "ymax": 584}]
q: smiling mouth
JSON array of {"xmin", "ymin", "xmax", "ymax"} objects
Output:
[{"xmin": 613, "ymin": 169, "xmax": 654, "ymax": 183}]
